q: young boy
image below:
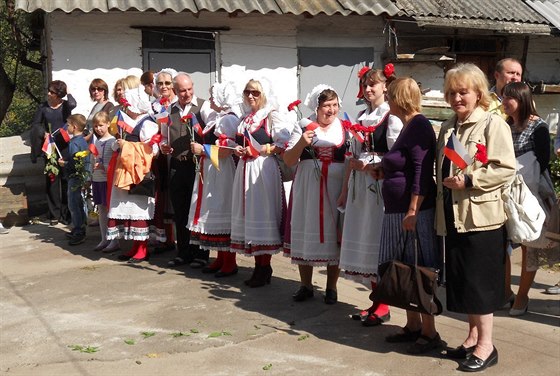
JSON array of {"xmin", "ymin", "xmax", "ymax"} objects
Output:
[{"xmin": 58, "ymin": 114, "xmax": 90, "ymax": 245}]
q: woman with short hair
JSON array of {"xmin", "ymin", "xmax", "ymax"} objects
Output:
[{"xmin": 436, "ymin": 63, "xmax": 516, "ymax": 371}]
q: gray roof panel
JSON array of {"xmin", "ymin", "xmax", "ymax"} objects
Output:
[
  {"xmin": 395, "ymin": 0, "xmax": 546, "ymax": 23},
  {"xmin": 14, "ymin": 0, "xmax": 399, "ymax": 15},
  {"xmin": 525, "ymin": 0, "xmax": 560, "ymax": 30}
]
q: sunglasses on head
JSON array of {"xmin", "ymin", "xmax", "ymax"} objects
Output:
[
  {"xmin": 157, "ymin": 81, "xmax": 172, "ymax": 86},
  {"xmin": 243, "ymin": 89, "xmax": 261, "ymax": 97},
  {"xmin": 90, "ymin": 87, "xmax": 104, "ymax": 92}
]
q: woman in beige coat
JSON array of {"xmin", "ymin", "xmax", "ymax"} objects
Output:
[{"xmin": 435, "ymin": 63, "xmax": 516, "ymax": 372}]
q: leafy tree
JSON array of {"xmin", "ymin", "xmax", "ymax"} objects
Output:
[{"xmin": 0, "ymin": 0, "xmax": 43, "ymax": 137}]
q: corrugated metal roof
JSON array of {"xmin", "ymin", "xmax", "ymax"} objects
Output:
[
  {"xmin": 395, "ymin": 0, "xmax": 546, "ymax": 23},
  {"xmin": 525, "ymin": 0, "xmax": 560, "ymax": 30},
  {"xmin": 14, "ymin": 0, "xmax": 400, "ymax": 16}
]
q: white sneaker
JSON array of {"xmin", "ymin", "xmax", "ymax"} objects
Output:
[{"xmin": 545, "ymin": 283, "xmax": 560, "ymax": 295}]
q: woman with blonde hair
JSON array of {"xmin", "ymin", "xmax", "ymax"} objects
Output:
[
  {"xmin": 436, "ymin": 63, "xmax": 515, "ymax": 371},
  {"xmin": 375, "ymin": 77, "xmax": 440, "ymax": 354},
  {"xmin": 230, "ymin": 78, "xmax": 292, "ymax": 287}
]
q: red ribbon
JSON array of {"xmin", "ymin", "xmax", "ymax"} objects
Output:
[
  {"xmin": 319, "ymin": 160, "xmax": 331, "ymax": 244},
  {"xmin": 218, "ymin": 134, "xmax": 229, "ymax": 146},
  {"xmin": 193, "ymin": 157, "xmax": 205, "ymax": 225}
]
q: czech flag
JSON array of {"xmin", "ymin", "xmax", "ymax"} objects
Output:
[
  {"xmin": 42, "ymin": 135, "xmax": 55, "ymax": 157},
  {"xmin": 88, "ymin": 143, "xmax": 99, "ymax": 157},
  {"xmin": 203, "ymin": 144, "xmax": 220, "ymax": 171},
  {"xmin": 343, "ymin": 112, "xmax": 364, "ymax": 143},
  {"xmin": 116, "ymin": 110, "xmax": 135, "ymax": 134},
  {"xmin": 154, "ymin": 111, "xmax": 171, "ymax": 126},
  {"xmin": 243, "ymin": 128, "xmax": 261, "ymax": 158},
  {"xmin": 51, "ymin": 127, "xmax": 71, "ymax": 150},
  {"xmin": 191, "ymin": 115, "xmax": 203, "ymax": 138},
  {"xmin": 444, "ymin": 133, "xmax": 472, "ymax": 170}
]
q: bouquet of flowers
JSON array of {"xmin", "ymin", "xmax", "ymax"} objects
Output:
[
  {"xmin": 70, "ymin": 150, "xmax": 91, "ymax": 191},
  {"xmin": 180, "ymin": 114, "xmax": 200, "ymax": 172}
]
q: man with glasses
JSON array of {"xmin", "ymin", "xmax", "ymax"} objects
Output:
[{"xmin": 161, "ymin": 72, "xmax": 214, "ymax": 268}]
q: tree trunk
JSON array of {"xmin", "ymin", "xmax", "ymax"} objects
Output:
[{"xmin": 0, "ymin": 63, "xmax": 16, "ymax": 125}]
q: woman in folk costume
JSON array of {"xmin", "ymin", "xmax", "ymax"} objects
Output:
[
  {"xmin": 230, "ymin": 77, "xmax": 292, "ymax": 287},
  {"xmin": 149, "ymin": 68, "xmax": 178, "ymax": 253},
  {"xmin": 187, "ymin": 81, "xmax": 242, "ymax": 277},
  {"xmin": 107, "ymin": 86, "xmax": 161, "ymax": 263},
  {"xmin": 283, "ymin": 85, "xmax": 349, "ymax": 305},
  {"xmin": 338, "ymin": 65, "xmax": 403, "ymax": 326}
]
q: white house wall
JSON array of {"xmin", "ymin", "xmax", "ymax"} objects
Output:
[{"xmin": 46, "ymin": 11, "xmax": 387, "ymax": 118}]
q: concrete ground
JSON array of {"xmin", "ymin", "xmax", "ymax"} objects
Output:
[{"xmin": 0, "ymin": 222, "xmax": 558, "ymax": 376}]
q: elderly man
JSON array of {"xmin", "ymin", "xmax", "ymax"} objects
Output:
[
  {"xmin": 488, "ymin": 58, "xmax": 523, "ymax": 118},
  {"xmin": 161, "ymin": 72, "xmax": 213, "ymax": 268}
]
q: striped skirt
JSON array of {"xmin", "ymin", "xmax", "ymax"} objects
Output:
[{"xmin": 378, "ymin": 208, "xmax": 440, "ymax": 269}]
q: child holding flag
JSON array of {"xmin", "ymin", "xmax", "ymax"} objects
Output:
[
  {"xmin": 91, "ymin": 112, "xmax": 119, "ymax": 252},
  {"xmin": 58, "ymin": 114, "xmax": 90, "ymax": 245}
]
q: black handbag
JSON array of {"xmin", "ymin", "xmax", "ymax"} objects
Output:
[
  {"xmin": 372, "ymin": 232, "xmax": 443, "ymax": 316},
  {"xmin": 128, "ymin": 171, "xmax": 156, "ymax": 197}
]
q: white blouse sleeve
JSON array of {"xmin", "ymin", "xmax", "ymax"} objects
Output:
[
  {"xmin": 269, "ymin": 110, "xmax": 295, "ymax": 149},
  {"xmin": 139, "ymin": 119, "xmax": 160, "ymax": 155},
  {"xmin": 286, "ymin": 122, "xmax": 303, "ymax": 150},
  {"xmin": 386, "ymin": 114, "xmax": 404, "ymax": 149},
  {"xmin": 216, "ymin": 114, "xmax": 240, "ymax": 143}
]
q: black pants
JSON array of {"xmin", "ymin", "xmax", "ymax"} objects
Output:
[
  {"xmin": 46, "ymin": 172, "xmax": 70, "ymax": 223},
  {"xmin": 169, "ymin": 159, "xmax": 208, "ymax": 262}
]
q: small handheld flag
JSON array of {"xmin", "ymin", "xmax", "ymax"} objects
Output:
[
  {"xmin": 203, "ymin": 144, "xmax": 220, "ymax": 171},
  {"xmin": 243, "ymin": 128, "xmax": 262, "ymax": 158},
  {"xmin": 444, "ymin": 133, "xmax": 473, "ymax": 170},
  {"xmin": 116, "ymin": 110, "xmax": 135, "ymax": 134},
  {"xmin": 89, "ymin": 143, "xmax": 99, "ymax": 157},
  {"xmin": 42, "ymin": 135, "xmax": 55, "ymax": 157}
]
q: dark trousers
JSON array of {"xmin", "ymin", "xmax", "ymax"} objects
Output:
[
  {"xmin": 46, "ymin": 172, "xmax": 70, "ymax": 223},
  {"xmin": 169, "ymin": 159, "xmax": 208, "ymax": 262}
]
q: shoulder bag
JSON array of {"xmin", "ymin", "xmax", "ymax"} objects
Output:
[{"xmin": 372, "ymin": 232, "xmax": 443, "ymax": 316}]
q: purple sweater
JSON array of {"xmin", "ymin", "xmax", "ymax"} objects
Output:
[{"xmin": 381, "ymin": 114, "xmax": 436, "ymax": 214}]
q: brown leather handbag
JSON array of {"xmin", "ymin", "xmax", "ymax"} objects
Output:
[{"xmin": 373, "ymin": 232, "xmax": 443, "ymax": 316}]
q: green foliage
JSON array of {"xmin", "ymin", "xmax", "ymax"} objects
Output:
[
  {"xmin": 550, "ymin": 158, "xmax": 560, "ymax": 197},
  {"xmin": 0, "ymin": 2, "xmax": 44, "ymax": 137}
]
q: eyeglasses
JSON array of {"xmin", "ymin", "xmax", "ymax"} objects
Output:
[
  {"xmin": 157, "ymin": 81, "xmax": 172, "ymax": 86},
  {"xmin": 90, "ymin": 87, "xmax": 104, "ymax": 92},
  {"xmin": 243, "ymin": 90, "xmax": 261, "ymax": 97}
]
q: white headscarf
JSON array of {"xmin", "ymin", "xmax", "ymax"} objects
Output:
[
  {"xmin": 212, "ymin": 81, "xmax": 243, "ymax": 116},
  {"xmin": 153, "ymin": 68, "xmax": 178, "ymax": 97},
  {"xmin": 304, "ymin": 84, "xmax": 338, "ymax": 112},
  {"xmin": 124, "ymin": 86, "xmax": 152, "ymax": 114}
]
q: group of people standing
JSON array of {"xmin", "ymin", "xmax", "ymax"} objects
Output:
[{"xmin": 29, "ymin": 57, "xmax": 558, "ymax": 373}]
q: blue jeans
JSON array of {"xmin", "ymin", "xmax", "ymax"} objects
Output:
[{"xmin": 67, "ymin": 178, "xmax": 86, "ymax": 235}]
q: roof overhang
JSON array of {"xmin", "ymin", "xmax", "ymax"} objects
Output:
[{"xmin": 412, "ymin": 16, "xmax": 552, "ymax": 35}]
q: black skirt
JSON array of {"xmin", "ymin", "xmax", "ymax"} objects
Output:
[{"xmin": 445, "ymin": 224, "xmax": 507, "ymax": 314}]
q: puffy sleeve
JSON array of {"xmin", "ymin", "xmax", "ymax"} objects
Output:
[
  {"xmin": 270, "ymin": 110, "xmax": 294, "ymax": 150},
  {"xmin": 215, "ymin": 114, "xmax": 240, "ymax": 147},
  {"xmin": 139, "ymin": 119, "xmax": 160, "ymax": 155},
  {"xmin": 286, "ymin": 121, "xmax": 303, "ymax": 150},
  {"xmin": 386, "ymin": 114, "xmax": 403, "ymax": 149}
]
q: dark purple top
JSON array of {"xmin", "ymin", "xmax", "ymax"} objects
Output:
[{"xmin": 381, "ymin": 114, "xmax": 436, "ymax": 214}]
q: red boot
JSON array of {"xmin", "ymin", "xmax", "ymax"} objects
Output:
[
  {"xmin": 203, "ymin": 251, "xmax": 224, "ymax": 273},
  {"xmin": 118, "ymin": 240, "xmax": 138, "ymax": 261},
  {"xmin": 129, "ymin": 240, "xmax": 149, "ymax": 263},
  {"xmin": 216, "ymin": 251, "xmax": 238, "ymax": 277}
]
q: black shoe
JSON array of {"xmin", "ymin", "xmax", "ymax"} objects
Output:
[
  {"xmin": 128, "ymin": 256, "xmax": 149, "ymax": 264},
  {"xmin": 386, "ymin": 326, "xmax": 422, "ymax": 343},
  {"xmin": 68, "ymin": 233, "xmax": 86, "ymax": 246},
  {"xmin": 362, "ymin": 312, "xmax": 390, "ymax": 327},
  {"xmin": 244, "ymin": 265, "xmax": 261, "ymax": 286},
  {"xmin": 324, "ymin": 289, "xmax": 337, "ymax": 305},
  {"xmin": 118, "ymin": 254, "xmax": 132, "ymax": 261},
  {"xmin": 406, "ymin": 333, "xmax": 443, "ymax": 354},
  {"xmin": 190, "ymin": 258, "xmax": 208, "ymax": 269},
  {"xmin": 293, "ymin": 286, "xmax": 314, "ymax": 302},
  {"xmin": 50, "ymin": 219, "xmax": 59, "ymax": 226},
  {"xmin": 459, "ymin": 347, "xmax": 498, "ymax": 372},
  {"xmin": 202, "ymin": 265, "xmax": 221, "ymax": 274},
  {"xmin": 167, "ymin": 257, "xmax": 188, "ymax": 267},
  {"xmin": 447, "ymin": 345, "xmax": 476, "ymax": 359},
  {"xmin": 215, "ymin": 268, "xmax": 238, "ymax": 278},
  {"xmin": 247, "ymin": 265, "xmax": 272, "ymax": 288}
]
